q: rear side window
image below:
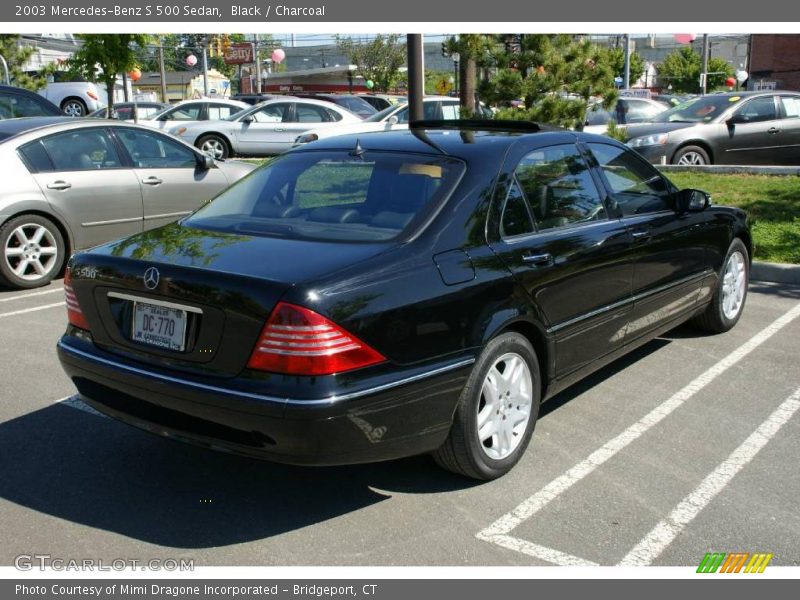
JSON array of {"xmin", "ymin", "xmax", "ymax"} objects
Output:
[
  {"xmin": 162, "ymin": 104, "xmax": 202, "ymax": 121},
  {"xmin": 780, "ymin": 96, "xmax": 800, "ymax": 119},
  {"xmin": 185, "ymin": 151, "xmax": 465, "ymax": 242},
  {"xmin": 116, "ymin": 128, "xmax": 197, "ymax": 169},
  {"xmin": 18, "ymin": 140, "xmax": 54, "ymax": 172},
  {"xmin": 0, "ymin": 92, "xmax": 57, "ymax": 119},
  {"xmin": 734, "ymin": 96, "xmax": 777, "ymax": 123},
  {"xmin": 501, "ymin": 179, "xmax": 535, "ymax": 238},
  {"xmin": 39, "ymin": 129, "xmax": 122, "ymax": 171}
]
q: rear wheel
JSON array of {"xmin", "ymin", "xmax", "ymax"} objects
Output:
[
  {"xmin": 61, "ymin": 98, "xmax": 87, "ymax": 117},
  {"xmin": 197, "ymin": 134, "xmax": 230, "ymax": 159},
  {"xmin": 672, "ymin": 145, "xmax": 710, "ymax": 166},
  {"xmin": 433, "ymin": 332, "xmax": 540, "ymax": 480},
  {"xmin": 0, "ymin": 215, "xmax": 65, "ymax": 289},
  {"xmin": 693, "ymin": 238, "xmax": 749, "ymax": 333}
]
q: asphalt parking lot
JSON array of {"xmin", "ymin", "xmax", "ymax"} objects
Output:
[{"xmin": 0, "ymin": 279, "xmax": 798, "ymax": 567}]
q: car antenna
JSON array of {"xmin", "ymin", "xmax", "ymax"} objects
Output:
[{"xmin": 349, "ymin": 138, "xmax": 365, "ymax": 157}]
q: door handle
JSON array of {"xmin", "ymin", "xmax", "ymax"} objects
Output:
[
  {"xmin": 142, "ymin": 177, "xmax": 163, "ymax": 186},
  {"xmin": 522, "ymin": 252, "xmax": 553, "ymax": 267},
  {"xmin": 46, "ymin": 180, "xmax": 71, "ymax": 190},
  {"xmin": 767, "ymin": 127, "xmax": 780, "ymax": 134},
  {"xmin": 631, "ymin": 229, "xmax": 650, "ymax": 240},
  {"xmin": 274, "ymin": 128, "xmax": 285, "ymax": 132}
]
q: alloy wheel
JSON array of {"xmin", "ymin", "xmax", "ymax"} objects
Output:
[
  {"xmin": 200, "ymin": 138, "xmax": 226, "ymax": 159},
  {"xmin": 62, "ymin": 101, "xmax": 85, "ymax": 117},
  {"xmin": 3, "ymin": 223, "xmax": 59, "ymax": 282},
  {"xmin": 677, "ymin": 151, "xmax": 706, "ymax": 165},
  {"xmin": 721, "ymin": 250, "xmax": 746, "ymax": 321}
]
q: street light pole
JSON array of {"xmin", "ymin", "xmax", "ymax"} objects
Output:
[
  {"xmin": 701, "ymin": 34, "xmax": 709, "ymax": 94},
  {"xmin": 407, "ymin": 34, "xmax": 424, "ymax": 123},
  {"xmin": 158, "ymin": 38, "xmax": 168, "ymax": 103},
  {"xmin": 0, "ymin": 54, "xmax": 9, "ymax": 86},
  {"xmin": 623, "ymin": 34, "xmax": 631, "ymax": 89}
]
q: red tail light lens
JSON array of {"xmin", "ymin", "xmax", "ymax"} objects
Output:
[
  {"xmin": 248, "ymin": 302, "xmax": 386, "ymax": 376},
  {"xmin": 64, "ymin": 268, "xmax": 90, "ymax": 331},
  {"xmin": 86, "ymin": 91, "xmax": 99, "ymax": 100}
]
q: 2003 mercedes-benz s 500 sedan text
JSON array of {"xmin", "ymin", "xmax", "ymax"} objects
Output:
[{"xmin": 57, "ymin": 122, "xmax": 751, "ymax": 480}]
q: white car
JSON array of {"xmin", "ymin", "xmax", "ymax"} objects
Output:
[
  {"xmin": 170, "ymin": 98, "xmax": 362, "ymax": 158},
  {"xmin": 294, "ymin": 96, "xmax": 492, "ymax": 145},
  {"xmin": 39, "ymin": 81, "xmax": 108, "ymax": 117},
  {"xmin": 582, "ymin": 97, "xmax": 670, "ymax": 134},
  {"xmin": 140, "ymin": 98, "xmax": 250, "ymax": 132}
]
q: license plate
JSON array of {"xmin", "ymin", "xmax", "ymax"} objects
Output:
[{"xmin": 131, "ymin": 302, "xmax": 187, "ymax": 352}]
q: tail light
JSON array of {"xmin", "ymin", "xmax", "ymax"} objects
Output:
[
  {"xmin": 248, "ymin": 302, "xmax": 385, "ymax": 376},
  {"xmin": 86, "ymin": 91, "xmax": 99, "ymax": 100},
  {"xmin": 64, "ymin": 268, "xmax": 90, "ymax": 331}
]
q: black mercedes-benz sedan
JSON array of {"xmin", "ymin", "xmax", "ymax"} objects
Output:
[{"xmin": 57, "ymin": 121, "xmax": 752, "ymax": 480}]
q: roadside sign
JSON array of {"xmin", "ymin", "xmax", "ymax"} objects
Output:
[
  {"xmin": 435, "ymin": 77, "xmax": 453, "ymax": 96},
  {"xmin": 224, "ymin": 43, "xmax": 255, "ymax": 65}
]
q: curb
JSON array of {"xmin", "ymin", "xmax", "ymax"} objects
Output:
[
  {"xmin": 751, "ymin": 261, "xmax": 800, "ymax": 285},
  {"xmin": 659, "ymin": 165, "xmax": 800, "ymax": 176}
]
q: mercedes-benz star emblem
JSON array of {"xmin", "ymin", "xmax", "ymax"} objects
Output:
[{"xmin": 143, "ymin": 267, "xmax": 160, "ymax": 290}]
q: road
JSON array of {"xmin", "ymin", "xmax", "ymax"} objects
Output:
[{"xmin": 0, "ymin": 279, "xmax": 798, "ymax": 567}]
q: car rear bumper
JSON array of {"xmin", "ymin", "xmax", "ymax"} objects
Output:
[{"xmin": 57, "ymin": 336, "xmax": 473, "ymax": 466}]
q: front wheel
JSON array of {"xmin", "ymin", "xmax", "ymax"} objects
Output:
[
  {"xmin": 693, "ymin": 238, "xmax": 749, "ymax": 333},
  {"xmin": 0, "ymin": 215, "xmax": 65, "ymax": 289},
  {"xmin": 672, "ymin": 145, "xmax": 710, "ymax": 166},
  {"xmin": 196, "ymin": 134, "xmax": 230, "ymax": 159},
  {"xmin": 433, "ymin": 332, "xmax": 541, "ymax": 480}
]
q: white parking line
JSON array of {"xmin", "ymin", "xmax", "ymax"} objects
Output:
[
  {"xmin": 56, "ymin": 395, "xmax": 106, "ymax": 418},
  {"xmin": 619, "ymin": 385, "xmax": 800, "ymax": 566},
  {"xmin": 0, "ymin": 302, "xmax": 65, "ymax": 319},
  {"xmin": 476, "ymin": 302, "xmax": 800, "ymax": 565},
  {"xmin": 0, "ymin": 287, "xmax": 63, "ymax": 303}
]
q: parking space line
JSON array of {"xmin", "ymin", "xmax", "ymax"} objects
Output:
[
  {"xmin": 0, "ymin": 302, "xmax": 65, "ymax": 319},
  {"xmin": 0, "ymin": 287, "xmax": 63, "ymax": 303},
  {"xmin": 477, "ymin": 301, "xmax": 800, "ymax": 562},
  {"xmin": 487, "ymin": 534, "xmax": 599, "ymax": 566},
  {"xmin": 619, "ymin": 385, "xmax": 800, "ymax": 566},
  {"xmin": 56, "ymin": 395, "xmax": 106, "ymax": 418}
]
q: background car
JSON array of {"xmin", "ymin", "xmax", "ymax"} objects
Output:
[
  {"xmin": 88, "ymin": 101, "xmax": 169, "ymax": 121},
  {"xmin": 231, "ymin": 93, "xmax": 284, "ymax": 105},
  {"xmin": 582, "ymin": 97, "xmax": 671, "ymax": 134},
  {"xmin": 0, "ymin": 85, "xmax": 61, "ymax": 119},
  {"xmin": 57, "ymin": 123, "xmax": 750, "ymax": 480},
  {"xmin": 39, "ymin": 80, "xmax": 108, "ymax": 117},
  {"xmin": 625, "ymin": 91, "xmax": 800, "ymax": 165},
  {"xmin": 139, "ymin": 98, "xmax": 250, "ymax": 131},
  {"xmin": 294, "ymin": 94, "xmax": 378, "ymax": 119},
  {"xmin": 171, "ymin": 97, "xmax": 362, "ymax": 158},
  {"xmin": 358, "ymin": 94, "xmax": 406, "ymax": 111},
  {"xmin": 295, "ymin": 96, "xmax": 493, "ymax": 144},
  {"xmin": 0, "ymin": 117, "xmax": 256, "ymax": 289}
]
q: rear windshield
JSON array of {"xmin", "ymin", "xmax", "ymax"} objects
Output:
[{"xmin": 184, "ymin": 150, "xmax": 465, "ymax": 242}]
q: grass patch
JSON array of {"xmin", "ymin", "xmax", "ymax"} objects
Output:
[{"xmin": 663, "ymin": 172, "xmax": 800, "ymax": 264}]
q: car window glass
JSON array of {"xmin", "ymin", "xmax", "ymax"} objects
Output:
[
  {"xmin": 441, "ymin": 103, "xmax": 460, "ymax": 119},
  {"xmin": 586, "ymin": 105, "xmax": 612, "ymax": 126},
  {"xmin": 515, "ymin": 144, "xmax": 606, "ymax": 230},
  {"xmin": 423, "ymin": 102, "xmax": 441, "ymax": 120},
  {"xmin": 251, "ymin": 103, "xmax": 289, "ymax": 123},
  {"xmin": 40, "ymin": 129, "xmax": 122, "ymax": 171},
  {"xmin": 588, "ymin": 143, "xmax": 673, "ymax": 215},
  {"xmin": 394, "ymin": 107, "xmax": 409, "ymax": 123},
  {"xmin": 116, "ymin": 128, "xmax": 197, "ymax": 169},
  {"xmin": 162, "ymin": 104, "xmax": 202, "ymax": 121},
  {"xmin": 139, "ymin": 106, "xmax": 162, "ymax": 118},
  {"xmin": 625, "ymin": 100, "xmax": 665, "ymax": 123},
  {"xmin": 114, "ymin": 106, "xmax": 133, "ymax": 120},
  {"xmin": 326, "ymin": 107, "xmax": 343, "ymax": 121},
  {"xmin": 295, "ymin": 104, "xmax": 330, "ymax": 123},
  {"xmin": 501, "ymin": 179, "xmax": 535, "ymax": 238},
  {"xmin": 18, "ymin": 140, "xmax": 55, "ymax": 172},
  {"xmin": 207, "ymin": 104, "xmax": 239, "ymax": 120},
  {"xmin": 0, "ymin": 93, "xmax": 54, "ymax": 118},
  {"xmin": 780, "ymin": 96, "xmax": 800, "ymax": 119},
  {"xmin": 734, "ymin": 96, "xmax": 777, "ymax": 123}
]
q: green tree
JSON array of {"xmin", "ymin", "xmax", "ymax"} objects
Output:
[
  {"xmin": 480, "ymin": 34, "xmax": 618, "ymax": 129},
  {"xmin": 68, "ymin": 34, "xmax": 149, "ymax": 115},
  {"xmin": 604, "ymin": 46, "xmax": 646, "ymax": 85},
  {"xmin": 335, "ymin": 34, "xmax": 406, "ymax": 92},
  {"xmin": 657, "ymin": 46, "xmax": 734, "ymax": 93},
  {"xmin": 443, "ymin": 34, "xmax": 494, "ymax": 115},
  {"xmin": 0, "ymin": 34, "xmax": 56, "ymax": 90}
]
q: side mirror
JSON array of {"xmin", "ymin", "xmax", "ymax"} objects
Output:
[
  {"xmin": 197, "ymin": 153, "xmax": 215, "ymax": 170},
  {"xmin": 242, "ymin": 114, "xmax": 254, "ymax": 123},
  {"xmin": 675, "ymin": 188, "xmax": 710, "ymax": 213},
  {"xmin": 387, "ymin": 115, "xmax": 399, "ymax": 125},
  {"xmin": 726, "ymin": 114, "xmax": 745, "ymax": 126}
]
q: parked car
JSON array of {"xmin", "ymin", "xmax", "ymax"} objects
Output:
[
  {"xmin": 625, "ymin": 91, "xmax": 800, "ymax": 165},
  {"xmin": 582, "ymin": 97, "xmax": 671, "ymax": 134},
  {"xmin": 295, "ymin": 96, "xmax": 493, "ymax": 144},
  {"xmin": 358, "ymin": 94, "xmax": 406, "ymax": 111},
  {"xmin": 294, "ymin": 94, "xmax": 378, "ymax": 119},
  {"xmin": 88, "ymin": 101, "xmax": 169, "ymax": 121},
  {"xmin": 231, "ymin": 93, "xmax": 284, "ymax": 105},
  {"xmin": 139, "ymin": 98, "xmax": 250, "ymax": 132},
  {"xmin": 56, "ymin": 122, "xmax": 751, "ymax": 480},
  {"xmin": 0, "ymin": 85, "xmax": 61, "ymax": 119},
  {"xmin": 0, "ymin": 117, "xmax": 256, "ymax": 289},
  {"xmin": 39, "ymin": 80, "xmax": 108, "ymax": 116},
  {"xmin": 170, "ymin": 98, "xmax": 362, "ymax": 158}
]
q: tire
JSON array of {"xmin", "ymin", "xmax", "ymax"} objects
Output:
[
  {"xmin": 61, "ymin": 98, "xmax": 87, "ymax": 117},
  {"xmin": 672, "ymin": 145, "xmax": 710, "ymax": 166},
  {"xmin": 0, "ymin": 215, "xmax": 65, "ymax": 289},
  {"xmin": 197, "ymin": 134, "xmax": 230, "ymax": 159},
  {"xmin": 693, "ymin": 238, "xmax": 749, "ymax": 333},
  {"xmin": 433, "ymin": 332, "xmax": 541, "ymax": 480}
]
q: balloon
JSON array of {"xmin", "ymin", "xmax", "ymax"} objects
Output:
[
  {"xmin": 736, "ymin": 70, "xmax": 748, "ymax": 83},
  {"xmin": 127, "ymin": 68, "xmax": 141, "ymax": 82},
  {"xmin": 366, "ymin": 80, "xmax": 374, "ymax": 89},
  {"xmin": 725, "ymin": 77, "xmax": 736, "ymax": 87},
  {"xmin": 673, "ymin": 34, "xmax": 696, "ymax": 44},
  {"xmin": 185, "ymin": 54, "xmax": 197, "ymax": 67},
  {"xmin": 271, "ymin": 48, "xmax": 286, "ymax": 63}
]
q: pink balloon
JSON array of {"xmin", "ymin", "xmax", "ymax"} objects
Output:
[
  {"xmin": 673, "ymin": 34, "xmax": 697, "ymax": 45},
  {"xmin": 185, "ymin": 54, "xmax": 198, "ymax": 67},
  {"xmin": 271, "ymin": 48, "xmax": 286, "ymax": 64}
]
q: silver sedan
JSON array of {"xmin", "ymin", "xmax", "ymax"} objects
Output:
[
  {"xmin": 0, "ymin": 117, "xmax": 256, "ymax": 289},
  {"xmin": 169, "ymin": 98, "xmax": 362, "ymax": 158}
]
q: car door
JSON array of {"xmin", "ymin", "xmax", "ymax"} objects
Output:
[
  {"xmin": 278, "ymin": 102, "xmax": 338, "ymax": 152},
  {"xmin": 776, "ymin": 94, "xmax": 800, "ymax": 164},
  {"xmin": 26, "ymin": 127, "xmax": 143, "ymax": 249},
  {"xmin": 113, "ymin": 127, "xmax": 229, "ymax": 231},
  {"xmin": 234, "ymin": 102, "xmax": 294, "ymax": 155},
  {"xmin": 587, "ymin": 142, "xmax": 708, "ymax": 344},
  {"xmin": 206, "ymin": 102, "xmax": 243, "ymax": 121},
  {"xmin": 490, "ymin": 142, "xmax": 634, "ymax": 378},
  {"xmin": 715, "ymin": 95, "xmax": 781, "ymax": 165}
]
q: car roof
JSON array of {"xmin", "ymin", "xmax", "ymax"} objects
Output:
[{"xmin": 0, "ymin": 116, "xmax": 75, "ymax": 138}]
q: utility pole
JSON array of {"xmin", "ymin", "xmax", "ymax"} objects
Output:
[
  {"xmin": 407, "ymin": 34, "xmax": 424, "ymax": 123},
  {"xmin": 158, "ymin": 38, "xmax": 168, "ymax": 103},
  {"xmin": 0, "ymin": 53, "xmax": 9, "ymax": 85},
  {"xmin": 623, "ymin": 34, "xmax": 631, "ymax": 89},
  {"xmin": 254, "ymin": 36, "xmax": 262, "ymax": 94},
  {"xmin": 701, "ymin": 34, "xmax": 709, "ymax": 94},
  {"xmin": 201, "ymin": 36, "xmax": 209, "ymax": 96}
]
